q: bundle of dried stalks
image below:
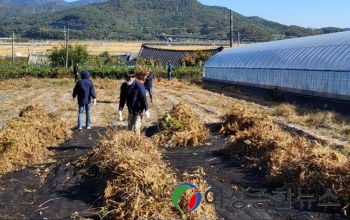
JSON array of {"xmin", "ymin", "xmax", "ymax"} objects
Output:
[
  {"xmin": 135, "ymin": 65, "xmax": 148, "ymax": 81},
  {"xmin": 153, "ymin": 102, "xmax": 209, "ymax": 147},
  {"xmin": 299, "ymin": 147, "xmax": 350, "ymax": 199},
  {"xmin": 79, "ymin": 130, "xmax": 216, "ymax": 219},
  {"xmin": 269, "ymin": 137, "xmax": 315, "ymax": 182},
  {"xmin": 0, "ymin": 105, "xmax": 71, "ymax": 175},
  {"xmin": 270, "ymin": 139, "xmax": 350, "ymax": 207},
  {"xmin": 223, "ymin": 104, "xmax": 292, "ymax": 168},
  {"xmin": 219, "ymin": 103, "xmax": 266, "ymax": 136},
  {"xmin": 222, "ymin": 105, "xmax": 350, "ymax": 210}
]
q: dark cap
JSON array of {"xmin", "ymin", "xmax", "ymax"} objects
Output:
[
  {"xmin": 81, "ymin": 70, "xmax": 90, "ymax": 79},
  {"xmin": 125, "ymin": 71, "xmax": 135, "ymax": 78}
]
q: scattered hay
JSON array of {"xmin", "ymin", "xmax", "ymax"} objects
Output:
[
  {"xmin": 0, "ymin": 105, "xmax": 71, "ymax": 175},
  {"xmin": 153, "ymin": 102, "xmax": 209, "ymax": 147},
  {"xmin": 79, "ymin": 130, "xmax": 216, "ymax": 219},
  {"xmin": 93, "ymin": 78, "xmax": 120, "ymax": 90},
  {"xmin": 303, "ymin": 111, "xmax": 339, "ymax": 128}
]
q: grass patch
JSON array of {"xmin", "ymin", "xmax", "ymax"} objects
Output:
[
  {"xmin": 270, "ymin": 103, "xmax": 297, "ymax": 117},
  {"xmin": 50, "ymin": 79, "xmax": 71, "ymax": 87},
  {"xmin": 340, "ymin": 147, "xmax": 350, "ymax": 156},
  {"xmin": 269, "ymin": 102, "xmax": 350, "ymax": 140},
  {"xmin": 23, "ymin": 83, "xmax": 32, "ymax": 88}
]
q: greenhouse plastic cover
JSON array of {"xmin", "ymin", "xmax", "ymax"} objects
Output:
[{"xmin": 204, "ymin": 31, "xmax": 350, "ymax": 71}]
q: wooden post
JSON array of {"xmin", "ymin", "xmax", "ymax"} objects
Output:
[
  {"xmin": 230, "ymin": 10, "xmax": 233, "ymax": 48},
  {"xmin": 63, "ymin": 26, "xmax": 67, "ymax": 67},
  {"xmin": 65, "ymin": 29, "xmax": 69, "ymax": 68},
  {"xmin": 12, "ymin": 32, "xmax": 14, "ymax": 63}
]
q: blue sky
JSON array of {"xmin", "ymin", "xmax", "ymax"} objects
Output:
[{"xmin": 197, "ymin": 0, "xmax": 350, "ymax": 29}]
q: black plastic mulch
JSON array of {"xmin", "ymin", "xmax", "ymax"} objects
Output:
[
  {"xmin": 0, "ymin": 123, "xmax": 348, "ymax": 220},
  {"xmin": 153, "ymin": 123, "xmax": 349, "ymax": 220},
  {"xmin": 0, "ymin": 127, "xmax": 107, "ymax": 220}
]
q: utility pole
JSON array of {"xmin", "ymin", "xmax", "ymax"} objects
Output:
[
  {"xmin": 230, "ymin": 10, "xmax": 233, "ymax": 48},
  {"xmin": 238, "ymin": 32, "xmax": 240, "ymax": 46},
  {"xmin": 12, "ymin": 32, "xmax": 14, "ymax": 63},
  {"xmin": 63, "ymin": 26, "xmax": 69, "ymax": 68},
  {"xmin": 65, "ymin": 28, "xmax": 69, "ymax": 68},
  {"xmin": 63, "ymin": 26, "xmax": 67, "ymax": 49}
]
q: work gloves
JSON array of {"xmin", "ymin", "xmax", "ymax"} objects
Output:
[
  {"xmin": 119, "ymin": 110, "xmax": 123, "ymax": 121},
  {"xmin": 118, "ymin": 110, "xmax": 150, "ymax": 121},
  {"xmin": 93, "ymin": 99, "xmax": 97, "ymax": 106}
]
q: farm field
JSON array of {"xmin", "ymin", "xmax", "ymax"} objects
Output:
[
  {"xmin": 0, "ymin": 40, "xmax": 230, "ymax": 57},
  {"xmin": 0, "ymin": 77, "xmax": 349, "ymax": 219}
]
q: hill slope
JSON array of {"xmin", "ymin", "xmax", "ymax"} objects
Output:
[{"xmin": 0, "ymin": 0, "xmax": 344, "ymax": 41}]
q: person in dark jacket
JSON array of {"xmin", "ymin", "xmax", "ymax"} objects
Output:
[
  {"xmin": 73, "ymin": 70, "xmax": 97, "ymax": 130},
  {"xmin": 119, "ymin": 71, "xmax": 150, "ymax": 135},
  {"xmin": 144, "ymin": 69, "xmax": 153, "ymax": 103},
  {"xmin": 73, "ymin": 62, "xmax": 79, "ymax": 83},
  {"xmin": 167, "ymin": 61, "xmax": 173, "ymax": 81}
]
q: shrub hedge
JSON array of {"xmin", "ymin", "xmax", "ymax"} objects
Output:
[{"xmin": 0, "ymin": 62, "xmax": 203, "ymax": 80}]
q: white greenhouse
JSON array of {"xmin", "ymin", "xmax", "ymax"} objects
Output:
[{"xmin": 203, "ymin": 31, "xmax": 350, "ymax": 101}]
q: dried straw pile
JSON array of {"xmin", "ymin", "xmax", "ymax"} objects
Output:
[
  {"xmin": 270, "ymin": 138, "xmax": 350, "ymax": 201},
  {"xmin": 221, "ymin": 106, "xmax": 292, "ymax": 167},
  {"xmin": 219, "ymin": 103, "xmax": 267, "ymax": 136},
  {"xmin": 80, "ymin": 130, "xmax": 216, "ymax": 219},
  {"xmin": 269, "ymin": 137, "xmax": 312, "ymax": 182},
  {"xmin": 153, "ymin": 102, "xmax": 209, "ymax": 147},
  {"xmin": 221, "ymin": 103, "xmax": 350, "ymax": 212},
  {"xmin": 135, "ymin": 64, "xmax": 148, "ymax": 82},
  {"xmin": 0, "ymin": 105, "xmax": 71, "ymax": 175}
]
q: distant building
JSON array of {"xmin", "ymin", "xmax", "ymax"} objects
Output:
[
  {"xmin": 126, "ymin": 44, "xmax": 224, "ymax": 66},
  {"xmin": 27, "ymin": 54, "xmax": 50, "ymax": 65}
]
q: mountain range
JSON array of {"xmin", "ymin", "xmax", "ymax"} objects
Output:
[
  {"xmin": 0, "ymin": 0, "xmax": 345, "ymax": 41},
  {"xmin": 0, "ymin": 0, "xmax": 108, "ymax": 7}
]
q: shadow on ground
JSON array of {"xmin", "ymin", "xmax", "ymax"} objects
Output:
[{"xmin": 201, "ymin": 81, "xmax": 350, "ymax": 115}]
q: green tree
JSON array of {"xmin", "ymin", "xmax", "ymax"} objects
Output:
[
  {"xmin": 99, "ymin": 51, "xmax": 124, "ymax": 65},
  {"xmin": 48, "ymin": 44, "xmax": 89, "ymax": 67}
]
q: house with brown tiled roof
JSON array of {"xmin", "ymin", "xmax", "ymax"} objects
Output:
[{"xmin": 126, "ymin": 44, "xmax": 224, "ymax": 67}]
